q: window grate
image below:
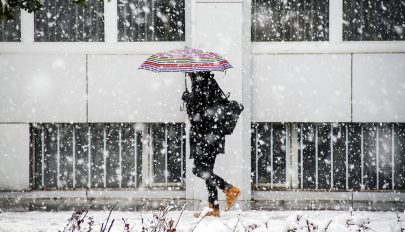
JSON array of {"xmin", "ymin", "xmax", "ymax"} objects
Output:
[
  {"xmin": 30, "ymin": 123, "xmax": 186, "ymax": 190},
  {"xmin": 252, "ymin": 122, "xmax": 405, "ymax": 191}
]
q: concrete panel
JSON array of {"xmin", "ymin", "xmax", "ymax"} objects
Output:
[
  {"xmin": 252, "ymin": 54, "xmax": 351, "ymax": 122},
  {"xmin": 0, "ymin": 54, "xmax": 86, "ymax": 122},
  {"xmin": 0, "ymin": 124, "xmax": 29, "ymax": 190},
  {"xmin": 190, "ymin": 2, "xmax": 245, "ymax": 200},
  {"xmin": 353, "ymin": 53, "xmax": 405, "ymax": 122},
  {"xmin": 87, "ymin": 55, "xmax": 186, "ymax": 122}
]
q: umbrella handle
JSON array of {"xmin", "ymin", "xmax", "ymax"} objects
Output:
[
  {"xmin": 184, "ymin": 73, "xmax": 188, "ymax": 91},
  {"xmin": 180, "ymin": 73, "xmax": 188, "ymax": 112}
]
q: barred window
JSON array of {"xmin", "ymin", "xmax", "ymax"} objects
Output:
[
  {"xmin": 251, "ymin": 123, "xmax": 287, "ymax": 189},
  {"xmin": 117, "ymin": 0, "xmax": 185, "ymax": 41},
  {"xmin": 34, "ymin": 0, "xmax": 104, "ymax": 42},
  {"xmin": 252, "ymin": 122, "xmax": 405, "ymax": 191},
  {"xmin": 251, "ymin": 0, "xmax": 329, "ymax": 42},
  {"xmin": 343, "ymin": 0, "xmax": 405, "ymax": 41},
  {"xmin": 0, "ymin": 9, "xmax": 21, "ymax": 42},
  {"xmin": 30, "ymin": 123, "xmax": 185, "ymax": 190}
]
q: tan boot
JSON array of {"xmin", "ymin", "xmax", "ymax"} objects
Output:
[
  {"xmin": 193, "ymin": 203, "xmax": 220, "ymax": 218},
  {"xmin": 224, "ymin": 186, "xmax": 241, "ymax": 211}
]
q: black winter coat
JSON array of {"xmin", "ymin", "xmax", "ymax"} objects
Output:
[{"xmin": 182, "ymin": 75, "xmax": 226, "ymax": 159}]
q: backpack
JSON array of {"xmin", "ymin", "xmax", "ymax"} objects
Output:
[{"xmin": 203, "ymin": 98, "xmax": 244, "ymax": 135}]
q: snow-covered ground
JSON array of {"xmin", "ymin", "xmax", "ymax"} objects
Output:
[{"xmin": 0, "ymin": 208, "xmax": 404, "ymax": 232}]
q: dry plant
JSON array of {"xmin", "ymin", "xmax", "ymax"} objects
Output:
[{"xmin": 59, "ymin": 203, "xmax": 186, "ymax": 232}]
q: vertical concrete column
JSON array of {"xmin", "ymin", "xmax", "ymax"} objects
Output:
[
  {"xmin": 0, "ymin": 124, "xmax": 30, "ymax": 190},
  {"xmin": 188, "ymin": 0, "xmax": 250, "ymax": 205}
]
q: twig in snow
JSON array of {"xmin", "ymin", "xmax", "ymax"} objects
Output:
[
  {"xmin": 87, "ymin": 216, "xmax": 94, "ymax": 232},
  {"xmin": 324, "ymin": 219, "xmax": 332, "ymax": 232},
  {"xmin": 174, "ymin": 204, "xmax": 187, "ymax": 229},
  {"xmin": 191, "ymin": 209, "xmax": 210, "ymax": 232},
  {"xmin": 140, "ymin": 212, "xmax": 145, "ymax": 232},
  {"xmin": 101, "ymin": 203, "xmax": 117, "ymax": 232},
  {"xmin": 306, "ymin": 219, "xmax": 311, "ymax": 232},
  {"xmin": 107, "ymin": 219, "xmax": 115, "ymax": 232},
  {"xmin": 232, "ymin": 216, "xmax": 241, "ymax": 232},
  {"xmin": 122, "ymin": 218, "xmax": 130, "ymax": 232}
]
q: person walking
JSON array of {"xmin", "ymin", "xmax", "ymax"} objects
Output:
[{"xmin": 182, "ymin": 71, "xmax": 241, "ymax": 217}]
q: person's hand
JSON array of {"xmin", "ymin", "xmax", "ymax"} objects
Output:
[{"xmin": 182, "ymin": 90, "xmax": 191, "ymax": 101}]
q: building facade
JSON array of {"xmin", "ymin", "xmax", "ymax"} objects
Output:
[{"xmin": 0, "ymin": 0, "xmax": 405, "ymax": 211}]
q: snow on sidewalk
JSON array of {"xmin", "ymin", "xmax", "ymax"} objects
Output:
[{"xmin": 0, "ymin": 209, "xmax": 403, "ymax": 231}]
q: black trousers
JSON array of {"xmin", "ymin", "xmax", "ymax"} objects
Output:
[{"xmin": 192, "ymin": 153, "xmax": 231, "ymax": 208}]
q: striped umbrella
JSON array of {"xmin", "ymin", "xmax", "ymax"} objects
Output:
[{"xmin": 138, "ymin": 47, "xmax": 233, "ymax": 73}]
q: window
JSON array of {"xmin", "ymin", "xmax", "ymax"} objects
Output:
[
  {"xmin": 117, "ymin": 0, "xmax": 185, "ymax": 41},
  {"xmin": 34, "ymin": 0, "xmax": 104, "ymax": 42},
  {"xmin": 30, "ymin": 123, "xmax": 186, "ymax": 190},
  {"xmin": 251, "ymin": 123, "xmax": 287, "ymax": 189},
  {"xmin": 252, "ymin": 122, "xmax": 405, "ymax": 191},
  {"xmin": 343, "ymin": 0, "xmax": 405, "ymax": 41},
  {"xmin": 0, "ymin": 9, "xmax": 21, "ymax": 42},
  {"xmin": 251, "ymin": 0, "xmax": 329, "ymax": 41}
]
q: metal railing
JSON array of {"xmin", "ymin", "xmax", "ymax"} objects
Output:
[
  {"xmin": 252, "ymin": 122, "xmax": 405, "ymax": 191},
  {"xmin": 30, "ymin": 123, "xmax": 186, "ymax": 190}
]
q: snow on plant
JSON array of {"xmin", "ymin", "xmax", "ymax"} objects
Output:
[
  {"xmin": 60, "ymin": 207, "xmax": 90, "ymax": 232},
  {"xmin": 59, "ymin": 203, "xmax": 185, "ymax": 232},
  {"xmin": 54, "ymin": 206, "xmax": 405, "ymax": 232},
  {"xmin": 279, "ymin": 208, "xmax": 376, "ymax": 232},
  {"xmin": 282, "ymin": 211, "xmax": 321, "ymax": 232}
]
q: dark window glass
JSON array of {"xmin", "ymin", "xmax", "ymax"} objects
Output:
[
  {"xmin": 343, "ymin": 0, "xmax": 405, "ymax": 41},
  {"xmin": 30, "ymin": 123, "xmax": 185, "ymax": 190},
  {"xmin": 117, "ymin": 0, "xmax": 185, "ymax": 41},
  {"xmin": 34, "ymin": 0, "xmax": 104, "ymax": 42},
  {"xmin": 252, "ymin": 122, "xmax": 405, "ymax": 191},
  {"xmin": 0, "ymin": 9, "xmax": 21, "ymax": 42},
  {"xmin": 251, "ymin": 0, "xmax": 329, "ymax": 41}
]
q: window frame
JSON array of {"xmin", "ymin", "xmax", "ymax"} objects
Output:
[
  {"xmin": 0, "ymin": 0, "xmax": 189, "ymax": 54},
  {"xmin": 251, "ymin": 0, "xmax": 405, "ymax": 54},
  {"xmin": 0, "ymin": 1, "xmax": 404, "ymax": 54}
]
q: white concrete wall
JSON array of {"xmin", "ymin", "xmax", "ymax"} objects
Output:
[
  {"xmin": 88, "ymin": 55, "xmax": 186, "ymax": 122},
  {"xmin": 0, "ymin": 2, "xmax": 405, "ymax": 196},
  {"xmin": 0, "ymin": 124, "xmax": 29, "ymax": 190},
  {"xmin": 252, "ymin": 54, "xmax": 352, "ymax": 122},
  {"xmin": 353, "ymin": 53, "xmax": 405, "ymax": 122},
  {"xmin": 0, "ymin": 54, "xmax": 86, "ymax": 123}
]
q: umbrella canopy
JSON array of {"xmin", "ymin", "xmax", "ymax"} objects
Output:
[{"xmin": 138, "ymin": 47, "xmax": 233, "ymax": 73}]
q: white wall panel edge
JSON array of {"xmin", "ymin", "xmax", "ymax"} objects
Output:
[
  {"xmin": 241, "ymin": 0, "xmax": 253, "ymax": 200},
  {"xmin": 0, "ymin": 124, "xmax": 30, "ymax": 190}
]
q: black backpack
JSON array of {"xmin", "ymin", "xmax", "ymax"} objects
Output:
[{"xmin": 203, "ymin": 92, "xmax": 244, "ymax": 135}]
